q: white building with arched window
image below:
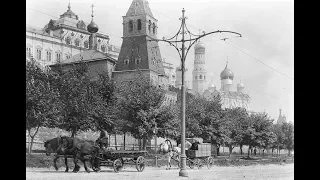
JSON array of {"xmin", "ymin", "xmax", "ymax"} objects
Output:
[{"xmin": 26, "ymin": 3, "xmax": 120, "ymax": 67}]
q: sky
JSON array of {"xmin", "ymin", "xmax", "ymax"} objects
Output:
[{"xmin": 26, "ymin": 0, "xmax": 294, "ymax": 123}]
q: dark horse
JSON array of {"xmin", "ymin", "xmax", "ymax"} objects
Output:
[
  {"xmin": 44, "ymin": 137, "xmax": 73, "ymax": 172},
  {"xmin": 58, "ymin": 136, "xmax": 100, "ymax": 173}
]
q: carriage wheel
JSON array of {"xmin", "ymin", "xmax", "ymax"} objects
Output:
[
  {"xmin": 176, "ymin": 155, "xmax": 181, "ymax": 168},
  {"xmin": 206, "ymin": 157, "xmax": 214, "ymax": 169},
  {"xmin": 113, "ymin": 159, "xmax": 123, "ymax": 173},
  {"xmin": 135, "ymin": 156, "xmax": 145, "ymax": 172},
  {"xmin": 92, "ymin": 166, "xmax": 100, "ymax": 172},
  {"xmin": 195, "ymin": 159, "xmax": 202, "ymax": 169},
  {"xmin": 188, "ymin": 159, "xmax": 195, "ymax": 169}
]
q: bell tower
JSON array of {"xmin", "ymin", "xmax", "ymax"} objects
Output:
[{"xmin": 113, "ymin": 0, "xmax": 168, "ymax": 88}]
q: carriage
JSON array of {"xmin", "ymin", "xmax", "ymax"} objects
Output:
[
  {"xmin": 185, "ymin": 143, "xmax": 214, "ymax": 169},
  {"xmin": 161, "ymin": 139, "xmax": 215, "ymax": 170},
  {"xmin": 90, "ymin": 149, "xmax": 147, "ymax": 173}
]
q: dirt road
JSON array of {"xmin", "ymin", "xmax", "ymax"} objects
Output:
[{"xmin": 26, "ymin": 164, "xmax": 294, "ymax": 180}]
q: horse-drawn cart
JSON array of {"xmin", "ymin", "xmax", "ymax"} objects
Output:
[
  {"xmin": 186, "ymin": 143, "xmax": 214, "ymax": 169},
  {"xmin": 90, "ymin": 150, "xmax": 147, "ymax": 173}
]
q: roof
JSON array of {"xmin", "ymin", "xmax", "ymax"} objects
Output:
[
  {"xmin": 126, "ymin": 0, "xmax": 154, "ymax": 17},
  {"xmin": 53, "ymin": 50, "xmax": 117, "ymax": 66},
  {"xmin": 219, "ymin": 91, "xmax": 250, "ymax": 100},
  {"xmin": 26, "ymin": 25, "xmax": 47, "ymax": 35},
  {"xmin": 47, "ymin": 17, "xmax": 89, "ymax": 31}
]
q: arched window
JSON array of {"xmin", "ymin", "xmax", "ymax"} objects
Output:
[
  {"xmin": 26, "ymin": 46, "xmax": 32, "ymax": 58},
  {"xmin": 36, "ymin": 48, "xmax": 42, "ymax": 60},
  {"xmin": 124, "ymin": 56, "xmax": 129, "ymax": 65},
  {"xmin": 153, "ymin": 22, "xmax": 156, "ymax": 34},
  {"xmin": 137, "ymin": 19, "xmax": 142, "ymax": 30},
  {"xmin": 136, "ymin": 56, "xmax": 141, "ymax": 64},
  {"xmin": 199, "ymin": 75, "xmax": 202, "ymax": 79},
  {"xmin": 65, "ymin": 53, "xmax": 71, "ymax": 59},
  {"xmin": 75, "ymin": 39, "xmax": 80, "ymax": 47},
  {"xmin": 129, "ymin": 20, "xmax": 133, "ymax": 32},
  {"xmin": 84, "ymin": 41, "xmax": 89, "ymax": 49},
  {"xmin": 101, "ymin": 45, "xmax": 106, "ymax": 52},
  {"xmin": 46, "ymin": 50, "xmax": 52, "ymax": 62},
  {"xmin": 55, "ymin": 52, "xmax": 61, "ymax": 62},
  {"xmin": 148, "ymin": 20, "xmax": 151, "ymax": 32},
  {"xmin": 66, "ymin": 37, "xmax": 71, "ymax": 45}
]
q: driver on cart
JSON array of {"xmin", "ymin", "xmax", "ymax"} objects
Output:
[{"xmin": 96, "ymin": 130, "xmax": 109, "ymax": 152}]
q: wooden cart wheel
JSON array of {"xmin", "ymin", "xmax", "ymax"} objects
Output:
[
  {"xmin": 135, "ymin": 156, "xmax": 145, "ymax": 172},
  {"xmin": 113, "ymin": 159, "xmax": 123, "ymax": 173},
  {"xmin": 206, "ymin": 157, "xmax": 214, "ymax": 169}
]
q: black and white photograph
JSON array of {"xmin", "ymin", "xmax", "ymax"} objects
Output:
[{"xmin": 26, "ymin": 0, "xmax": 294, "ymax": 179}]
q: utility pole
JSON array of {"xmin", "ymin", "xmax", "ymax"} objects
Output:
[{"xmin": 149, "ymin": 8, "xmax": 241, "ymax": 177}]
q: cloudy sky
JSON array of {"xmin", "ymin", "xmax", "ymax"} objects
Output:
[{"xmin": 26, "ymin": 0, "xmax": 294, "ymax": 123}]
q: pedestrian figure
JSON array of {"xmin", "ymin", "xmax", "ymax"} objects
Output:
[{"xmin": 254, "ymin": 148, "xmax": 257, "ymax": 155}]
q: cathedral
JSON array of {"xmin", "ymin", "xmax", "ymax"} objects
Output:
[
  {"xmin": 26, "ymin": 2, "xmax": 120, "ymax": 68},
  {"xmin": 189, "ymin": 41, "xmax": 251, "ymax": 111}
]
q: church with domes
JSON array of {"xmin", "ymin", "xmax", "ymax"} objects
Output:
[{"xmin": 190, "ymin": 41, "xmax": 251, "ymax": 111}]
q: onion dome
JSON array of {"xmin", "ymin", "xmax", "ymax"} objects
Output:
[
  {"xmin": 220, "ymin": 62, "xmax": 234, "ymax": 80},
  {"xmin": 237, "ymin": 81, "xmax": 245, "ymax": 88},
  {"xmin": 194, "ymin": 41, "xmax": 205, "ymax": 50},
  {"xmin": 208, "ymin": 82, "xmax": 216, "ymax": 90},
  {"xmin": 87, "ymin": 20, "xmax": 99, "ymax": 33}
]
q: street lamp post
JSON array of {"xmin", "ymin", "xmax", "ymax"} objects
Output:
[{"xmin": 149, "ymin": 8, "xmax": 241, "ymax": 177}]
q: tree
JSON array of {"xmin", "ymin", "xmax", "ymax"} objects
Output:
[
  {"xmin": 241, "ymin": 112, "xmax": 274, "ymax": 158},
  {"xmin": 281, "ymin": 122, "xmax": 294, "ymax": 155},
  {"xmin": 26, "ymin": 59, "xmax": 62, "ymax": 153},
  {"xmin": 251, "ymin": 112, "xmax": 275, "ymax": 155},
  {"xmin": 53, "ymin": 63, "xmax": 99, "ymax": 137},
  {"xmin": 88, "ymin": 72, "xmax": 118, "ymax": 133},
  {"xmin": 116, "ymin": 74, "xmax": 174, "ymax": 150},
  {"xmin": 184, "ymin": 94, "xmax": 226, "ymax": 156},
  {"xmin": 156, "ymin": 103, "xmax": 181, "ymax": 145},
  {"xmin": 271, "ymin": 123, "xmax": 286, "ymax": 156},
  {"xmin": 222, "ymin": 107, "xmax": 249, "ymax": 157}
]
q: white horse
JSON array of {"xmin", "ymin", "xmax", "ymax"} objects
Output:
[{"xmin": 159, "ymin": 140, "xmax": 192, "ymax": 169}]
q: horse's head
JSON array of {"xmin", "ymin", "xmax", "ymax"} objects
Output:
[
  {"xmin": 159, "ymin": 142, "xmax": 170, "ymax": 154},
  {"xmin": 44, "ymin": 140, "xmax": 52, "ymax": 156}
]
